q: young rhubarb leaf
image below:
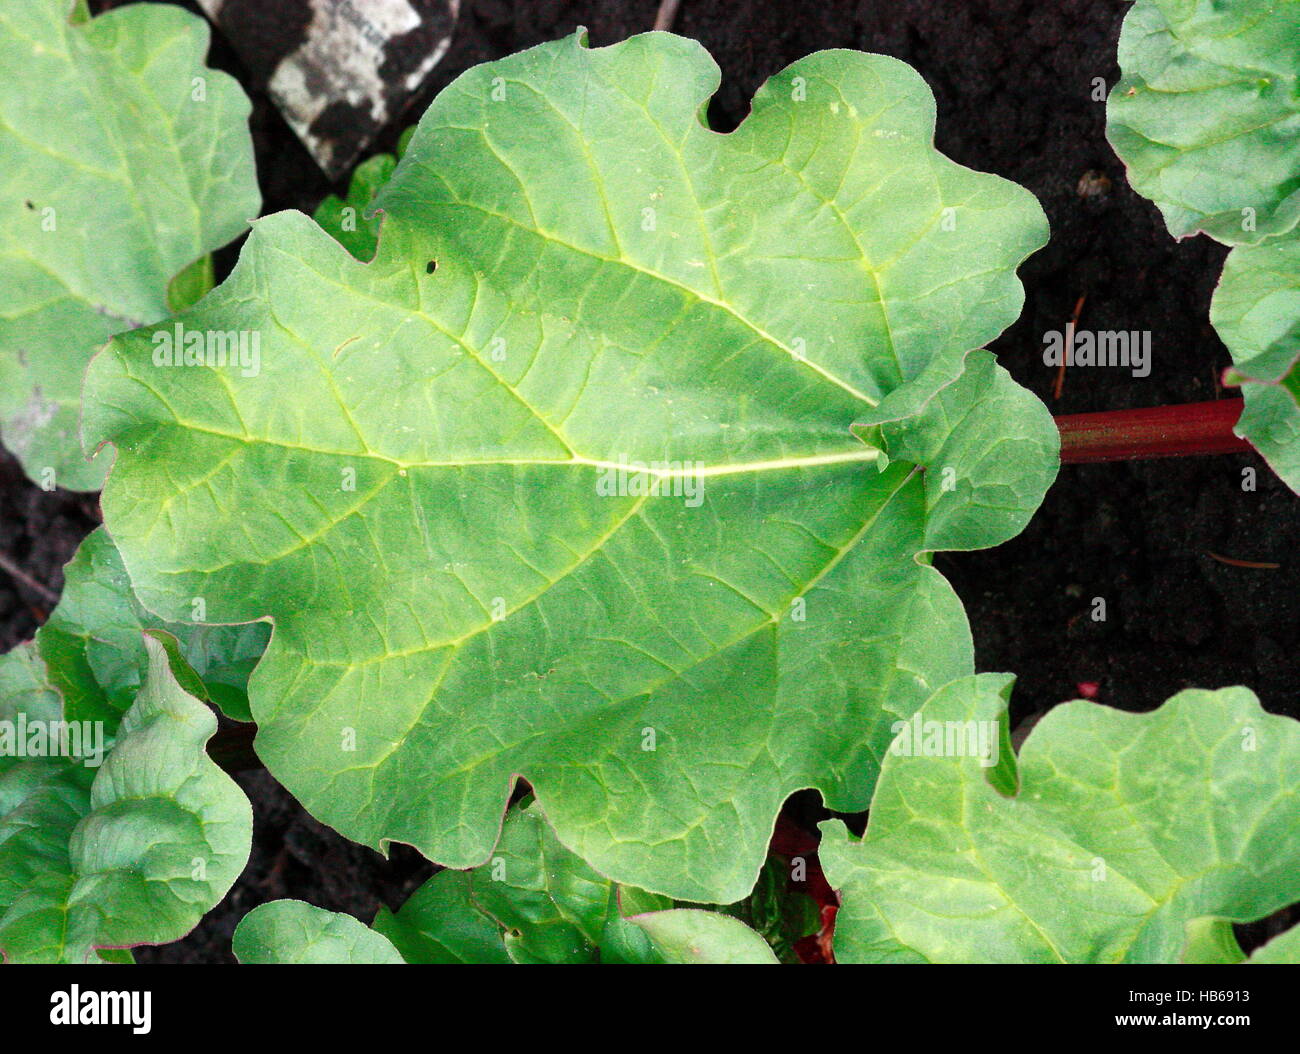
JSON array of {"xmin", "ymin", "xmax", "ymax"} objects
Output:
[
  {"xmin": 1106, "ymin": 0, "xmax": 1300, "ymax": 246},
  {"xmin": 233, "ymin": 901, "xmax": 406, "ymax": 964},
  {"xmin": 0, "ymin": 635, "xmax": 253, "ymax": 963},
  {"xmin": 1211, "ymin": 233, "xmax": 1300, "ymax": 492},
  {"xmin": 0, "ymin": 0, "xmax": 259, "ymax": 491},
  {"xmin": 628, "ymin": 908, "xmax": 780, "ymax": 964},
  {"xmin": 84, "ymin": 31, "xmax": 1052, "ymax": 902},
  {"xmin": 371, "ymin": 869, "xmax": 511, "ymax": 965},
  {"xmin": 821, "ymin": 675, "xmax": 1300, "ymax": 963},
  {"xmin": 313, "ymin": 128, "xmax": 414, "ymax": 262}
]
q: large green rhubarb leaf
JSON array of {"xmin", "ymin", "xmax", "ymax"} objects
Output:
[
  {"xmin": 0, "ymin": 635, "xmax": 253, "ymax": 963},
  {"xmin": 0, "ymin": 0, "xmax": 259, "ymax": 490},
  {"xmin": 1106, "ymin": 0, "xmax": 1300, "ymax": 246},
  {"xmin": 821, "ymin": 675, "xmax": 1300, "ymax": 964},
  {"xmin": 84, "ymin": 31, "xmax": 1053, "ymax": 902},
  {"xmin": 1212, "ymin": 233, "xmax": 1300, "ymax": 492}
]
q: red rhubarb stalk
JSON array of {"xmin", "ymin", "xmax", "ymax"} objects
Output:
[{"xmin": 1055, "ymin": 399, "xmax": 1248, "ymax": 464}]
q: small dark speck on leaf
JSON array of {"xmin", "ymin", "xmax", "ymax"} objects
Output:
[
  {"xmin": 425, "ymin": 260, "xmax": 437, "ymax": 274},
  {"xmin": 24, "ymin": 200, "xmax": 34, "ymax": 210}
]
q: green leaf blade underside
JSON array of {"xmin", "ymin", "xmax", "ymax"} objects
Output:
[
  {"xmin": 1211, "ymin": 233, "xmax": 1300, "ymax": 492},
  {"xmin": 85, "ymin": 32, "xmax": 1051, "ymax": 902},
  {"xmin": 821, "ymin": 676, "xmax": 1300, "ymax": 964},
  {"xmin": 1106, "ymin": 0, "xmax": 1300, "ymax": 246},
  {"xmin": 0, "ymin": 0, "xmax": 259, "ymax": 490},
  {"xmin": 0, "ymin": 636, "xmax": 253, "ymax": 963},
  {"xmin": 234, "ymin": 901, "xmax": 405, "ymax": 964}
]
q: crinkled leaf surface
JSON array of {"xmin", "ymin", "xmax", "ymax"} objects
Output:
[
  {"xmin": 0, "ymin": 635, "xmax": 252, "ymax": 963},
  {"xmin": 1212, "ymin": 233, "xmax": 1300, "ymax": 491},
  {"xmin": 85, "ymin": 31, "xmax": 1051, "ymax": 902},
  {"xmin": 234, "ymin": 901, "xmax": 405, "ymax": 964},
  {"xmin": 0, "ymin": 0, "xmax": 259, "ymax": 490},
  {"xmin": 1106, "ymin": 0, "xmax": 1300, "ymax": 245},
  {"xmin": 8, "ymin": 527, "xmax": 267, "ymax": 728},
  {"xmin": 863, "ymin": 349, "xmax": 1060, "ymax": 552},
  {"xmin": 821, "ymin": 675, "xmax": 1300, "ymax": 963}
]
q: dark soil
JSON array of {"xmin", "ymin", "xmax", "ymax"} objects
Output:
[{"xmin": 3, "ymin": 0, "xmax": 1295, "ymax": 962}]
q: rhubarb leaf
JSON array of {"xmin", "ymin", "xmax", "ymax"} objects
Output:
[
  {"xmin": 233, "ymin": 901, "xmax": 405, "ymax": 965},
  {"xmin": 629, "ymin": 908, "xmax": 780, "ymax": 964},
  {"xmin": 14, "ymin": 528, "xmax": 268, "ymax": 728},
  {"xmin": 864, "ymin": 350, "xmax": 1060, "ymax": 551},
  {"xmin": 313, "ymin": 128, "xmax": 413, "ymax": 262},
  {"xmin": 1107, "ymin": 0, "xmax": 1300, "ymax": 246},
  {"xmin": 84, "ymin": 31, "xmax": 1051, "ymax": 902},
  {"xmin": 1211, "ymin": 233, "xmax": 1300, "ymax": 492},
  {"xmin": 371, "ymin": 869, "xmax": 510, "ymax": 965},
  {"xmin": 0, "ymin": 635, "xmax": 253, "ymax": 963},
  {"xmin": 1106, "ymin": 0, "xmax": 1300, "ymax": 246},
  {"xmin": 821, "ymin": 676, "xmax": 1300, "ymax": 963},
  {"xmin": 0, "ymin": 0, "xmax": 259, "ymax": 490}
]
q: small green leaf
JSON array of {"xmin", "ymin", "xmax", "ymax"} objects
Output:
[
  {"xmin": 628, "ymin": 908, "xmax": 780, "ymax": 964},
  {"xmin": 1211, "ymin": 233, "xmax": 1300, "ymax": 492},
  {"xmin": 306, "ymin": 799, "xmax": 777, "ymax": 964},
  {"xmin": 233, "ymin": 901, "xmax": 405, "ymax": 964},
  {"xmin": 242, "ymin": 801, "xmax": 775, "ymax": 964},
  {"xmin": 0, "ymin": 0, "xmax": 260, "ymax": 490},
  {"xmin": 0, "ymin": 636, "xmax": 252, "ymax": 963},
  {"xmin": 1107, "ymin": 0, "xmax": 1300, "ymax": 245},
  {"xmin": 372, "ymin": 869, "xmax": 509, "ymax": 964},
  {"xmin": 867, "ymin": 350, "xmax": 1060, "ymax": 551},
  {"xmin": 313, "ymin": 154, "xmax": 397, "ymax": 262},
  {"xmin": 822, "ymin": 676, "xmax": 1300, "ymax": 964},
  {"xmin": 469, "ymin": 800, "xmax": 619, "ymax": 964}
]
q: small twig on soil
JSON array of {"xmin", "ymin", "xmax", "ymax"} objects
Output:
[
  {"xmin": 1206, "ymin": 552, "xmax": 1281, "ymax": 570},
  {"xmin": 1052, "ymin": 294, "xmax": 1087, "ymax": 401},
  {"xmin": 0, "ymin": 550, "xmax": 59, "ymax": 605},
  {"xmin": 654, "ymin": 0, "xmax": 682, "ymax": 32}
]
